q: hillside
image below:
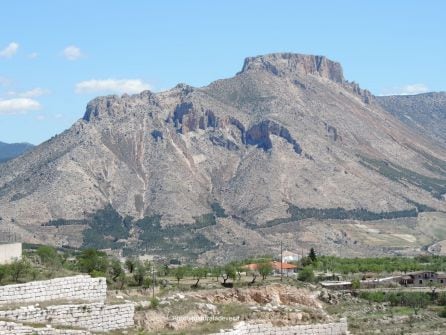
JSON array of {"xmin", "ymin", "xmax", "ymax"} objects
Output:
[{"xmin": 0, "ymin": 53, "xmax": 446, "ymax": 261}]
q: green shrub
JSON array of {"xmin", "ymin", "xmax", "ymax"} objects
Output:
[
  {"xmin": 90, "ymin": 270, "xmax": 106, "ymax": 278},
  {"xmin": 77, "ymin": 249, "xmax": 108, "ymax": 275},
  {"xmin": 298, "ymin": 266, "xmax": 315, "ymax": 282},
  {"xmin": 439, "ymin": 307, "xmax": 446, "ymax": 318},
  {"xmin": 150, "ymin": 297, "xmax": 159, "ymax": 309},
  {"xmin": 351, "ymin": 278, "xmax": 361, "ymax": 290}
]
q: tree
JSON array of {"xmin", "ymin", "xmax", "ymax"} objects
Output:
[
  {"xmin": 222, "ymin": 264, "xmax": 236, "ymax": 284},
  {"xmin": 133, "ymin": 261, "xmax": 147, "ymax": 286},
  {"xmin": 77, "ymin": 249, "xmax": 108, "ymax": 275},
  {"xmin": 248, "ymin": 270, "xmax": 258, "ymax": 285},
  {"xmin": 192, "ymin": 267, "xmax": 207, "ymax": 288},
  {"xmin": 109, "ymin": 259, "xmax": 124, "ymax": 282},
  {"xmin": 36, "ymin": 246, "xmax": 61, "ymax": 268},
  {"xmin": 125, "ymin": 258, "xmax": 137, "ymax": 274},
  {"xmin": 406, "ymin": 292, "xmax": 429, "ymax": 315},
  {"xmin": 298, "ymin": 266, "xmax": 315, "ymax": 282},
  {"xmin": 173, "ymin": 266, "xmax": 186, "ymax": 285},
  {"xmin": 211, "ymin": 266, "xmax": 222, "ymax": 282},
  {"xmin": 258, "ymin": 262, "xmax": 273, "ymax": 280},
  {"xmin": 309, "ymin": 248, "xmax": 317, "ymax": 263},
  {"xmin": 8, "ymin": 259, "xmax": 31, "ymax": 283},
  {"xmin": 0, "ymin": 266, "xmax": 7, "ymax": 283}
]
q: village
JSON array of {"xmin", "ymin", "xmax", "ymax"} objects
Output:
[{"xmin": 2, "ymin": 242, "xmax": 446, "ymax": 334}]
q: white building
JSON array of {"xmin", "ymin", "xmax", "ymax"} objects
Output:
[
  {"xmin": 282, "ymin": 250, "xmax": 300, "ymax": 263},
  {"xmin": 0, "ymin": 242, "xmax": 22, "ymax": 264}
]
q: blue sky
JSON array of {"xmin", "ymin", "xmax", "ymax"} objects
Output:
[{"xmin": 1, "ymin": 0, "xmax": 445, "ymax": 144}]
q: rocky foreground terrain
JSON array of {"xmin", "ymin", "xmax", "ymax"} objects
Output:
[{"xmin": 0, "ymin": 53, "xmax": 445, "ymax": 261}]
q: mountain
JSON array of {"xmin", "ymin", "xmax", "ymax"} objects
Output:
[
  {"xmin": 377, "ymin": 92, "xmax": 446, "ymax": 146},
  {"xmin": 0, "ymin": 142, "xmax": 34, "ymax": 163},
  {"xmin": 1, "ymin": 53, "xmax": 446, "ymax": 262}
]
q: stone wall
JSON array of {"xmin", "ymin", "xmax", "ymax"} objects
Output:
[
  {"xmin": 0, "ymin": 320, "xmax": 90, "ymax": 335},
  {"xmin": 0, "ymin": 242, "xmax": 22, "ymax": 264},
  {"xmin": 0, "ymin": 302, "xmax": 134, "ymax": 332},
  {"xmin": 210, "ymin": 319, "xmax": 348, "ymax": 335},
  {"xmin": 0, "ymin": 275, "xmax": 106, "ymax": 305}
]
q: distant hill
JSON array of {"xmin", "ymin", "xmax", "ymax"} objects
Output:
[
  {"xmin": 377, "ymin": 92, "xmax": 446, "ymax": 145},
  {"xmin": 0, "ymin": 141, "xmax": 34, "ymax": 163}
]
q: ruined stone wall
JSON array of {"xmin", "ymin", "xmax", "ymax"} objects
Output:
[
  {"xmin": 0, "ymin": 320, "xmax": 90, "ymax": 335},
  {"xmin": 210, "ymin": 319, "xmax": 348, "ymax": 335},
  {"xmin": 0, "ymin": 275, "xmax": 106, "ymax": 305},
  {"xmin": 0, "ymin": 302, "xmax": 134, "ymax": 332}
]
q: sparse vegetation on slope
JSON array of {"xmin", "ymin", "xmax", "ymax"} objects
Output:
[
  {"xmin": 262, "ymin": 203, "xmax": 426, "ymax": 228},
  {"xmin": 360, "ymin": 156, "xmax": 446, "ymax": 199}
]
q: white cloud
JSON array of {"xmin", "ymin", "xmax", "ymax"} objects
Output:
[
  {"xmin": 0, "ymin": 42, "xmax": 19, "ymax": 58},
  {"xmin": 75, "ymin": 79, "xmax": 151, "ymax": 94},
  {"xmin": 6, "ymin": 87, "xmax": 50, "ymax": 98},
  {"xmin": 380, "ymin": 84, "xmax": 430, "ymax": 96},
  {"xmin": 62, "ymin": 45, "xmax": 83, "ymax": 61},
  {"xmin": 0, "ymin": 98, "xmax": 41, "ymax": 115},
  {"xmin": 28, "ymin": 52, "xmax": 38, "ymax": 59}
]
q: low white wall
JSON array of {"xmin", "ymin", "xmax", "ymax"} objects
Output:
[
  {"xmin": 0, "ymin": 320, "xmax": 90, "ymax": 335},
  {"xmin": 0, "ymin": 275, "xmax": 106, "ymax": 305},
  {"xmin": 0, "ymin": 302, "xmax": 134, "ymax": 332},
  {"xmin": 0, "ymin": 242, "xmax": 22, "ymax": 264},
  {"xmin": 210, "ymin": 319, "xmax": 348, "ymax": 335}
]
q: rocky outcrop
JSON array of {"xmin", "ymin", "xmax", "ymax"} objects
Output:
[
  {"xmin": 245, "ymin": 120, "xmax": 302, "ymax": 154},
  {"xmin": 239, "ymin": 53, "xmax": 344, "ymax": 83}
]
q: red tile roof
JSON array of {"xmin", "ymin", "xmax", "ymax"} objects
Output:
[
  {"xmin": 271, "ymin": 261, "xmax": 297, "ymax": 270},
  {"xmin": 242, "ymin": 261, "xmax": 297, "ymax": 271}
]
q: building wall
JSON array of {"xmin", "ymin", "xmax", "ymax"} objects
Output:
[
  {"xmin": 209, "ymin": 319, "xmax": 348, "ymax": 335},
  {"xmin": 0, "ymin": 275, "xmax": 106, "ymax": 305},
  {"xmin": 0, "ymin": 242, "xmax": 21, "ymax": 264},
  {"xmin": 0, "ymin": 302, "xmax": 134, "ymax": 332}
]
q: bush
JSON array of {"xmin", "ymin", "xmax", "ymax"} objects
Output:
[
  {"xmin": 150, "ymin": 297, "xmax": 159, "ymax": 309},
  {"xmin": 351, "ymin": 278, "xmax": 361, "ymax": 290},
  {"xmin": 90, "ymin": 270, "xmax": 106, "ymax": 278},
  {"xmin": 37, "ymin": 246, "xmax": 61, "ymax": 268},
  {"xmin": 8, "ymin": 259, "xmax": 31, "ymax": 283},
  {"xmin": 298, "ymin": 266, "xmax": 315, "ymax": 282},
  {"xmin": 439, "ymin": 307, "xmax": 446, "ymax": 318},
  {"xmin": 77, "ymin": 249, "xmax": 108, "ymax": 274}
]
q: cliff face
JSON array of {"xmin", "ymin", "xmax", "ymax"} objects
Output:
[
  {"xmin": 239, "ymin": 53, "xmax": 345, "ymax": 83},
  {"xmin": 0, "ymin": 53, "xmax": 446, "ymax": 259}
]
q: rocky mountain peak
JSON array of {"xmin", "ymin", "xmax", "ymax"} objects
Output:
[
  {"xmin": 82, "ymin": 90, "xmax": 159, "ymax": 122},
  {"xmin": 238, "ymin": 52, "xmax": 345, "ymax": 83}
]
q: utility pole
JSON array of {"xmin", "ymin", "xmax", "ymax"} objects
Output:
[
  {"xmin": 280, "ymin": 241, "xmax": 283, "ymax": 282},
  {"xmin": 151, "ymin": 264, "xmax": 156, "ymax": 300}
]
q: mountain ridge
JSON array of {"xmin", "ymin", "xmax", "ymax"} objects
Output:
[{"xmin": 0, "ymin": 52, "xmax": 445, "ymax": 261}]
